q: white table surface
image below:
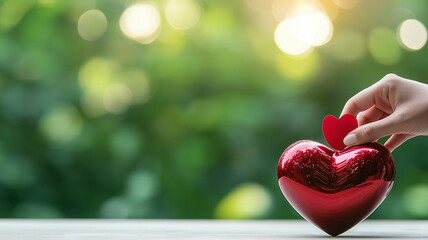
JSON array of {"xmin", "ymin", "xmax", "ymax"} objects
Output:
[{"xmin": 0, "ymin": 220, "xmax": 426, "ymax": 240}]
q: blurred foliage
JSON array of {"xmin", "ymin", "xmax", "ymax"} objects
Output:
[{"xmin": 0, "ymin": 0, "xmax": 427, "ymax": 220}]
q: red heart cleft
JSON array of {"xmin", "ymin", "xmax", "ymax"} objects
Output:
[
  {"xmin": 277, "ymin": 140, "xmax": 395, "ymax": 236},
  {"xmin": 322, "ymin": 114, "xmax": 358, "ymax": 151}
]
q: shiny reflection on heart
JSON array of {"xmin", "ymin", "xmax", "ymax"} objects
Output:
[{"xmin": 277, "ymin": 140, "xmax": 395, "ymax": 236}]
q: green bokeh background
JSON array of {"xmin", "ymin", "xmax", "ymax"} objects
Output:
[{"xmin": 0, "ymin": 0, "xmax": 428, "ymax": 219}]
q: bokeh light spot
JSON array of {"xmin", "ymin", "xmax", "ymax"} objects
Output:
[
  {"xmin": 79, "ymin": 58, "xmax": 118, "ymax": 117},
  {"xmin": 0, "ymin": 0, "xmax": 35, "ymax": 31},
  {"xmin": 214, "ymin": 183, "xmax": 271, "ymax": 219},
  {"xmin": 77, "ymin": 9, "xmax": 107, "ymax": 41},
  {"xmin": 275, "ymin": 19, "xmax": 312, "ymax": 55},
  {"xmin": 403, "ymin": 185, "xmax": 428, "ymax": 217},
  {"xmin": 368, "ymin": 27, "xmax": 401, "ymax": 65},
  {"xmin": 103, "ymin": 84, "xmax": 133, "ymax": 114},
  {"xmin": 120, "ymin": 69, "xmax": 151, "ymax": 104},
  {"xmin": 166, "ymin": 0, "xmax": 200, "ymax": 31},
  {"xmin": 78, "ymin": 58, "xmax": 116, "ymax": 94},
  {"xmin": 398, "ymin": 19, "xmax": 427, "ymax": 51},
  {"xmin": 110, "ymin": 127, "xmax": 142, "ymax": 161},
  {"xmin": 274, "ymin": 2, "xmax": 333, "ymax": 56},
  {"xmin": 79, "ymin": 59, "xmax": 147, "ymax": 117},
  {"xmin": 120, "ymin": 2, "xmax": 161, "ymax": 44},
  {"xmin": 39, "ymin": 104, "xmax": 83, "ymax": 143},
  {"xmin": 126, "ymin": 170, "xmax": 157, "ymax": 202},
  {"xmin": 100, "ymin": 197, "xmax": 131, "ymax": 218}
]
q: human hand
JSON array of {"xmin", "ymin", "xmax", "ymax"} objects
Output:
[{"xmin": 341, "ymin": 74, "xmax": 428, "ymax": 152}]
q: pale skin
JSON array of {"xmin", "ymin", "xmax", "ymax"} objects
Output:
[{"xmin": 341, "ymin": 73, "xmax": 428, "ymax": 152}]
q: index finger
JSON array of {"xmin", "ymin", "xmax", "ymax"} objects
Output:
[{"xmin": 340, "ymin": 84, "xmax": 379, "ymax": 117}]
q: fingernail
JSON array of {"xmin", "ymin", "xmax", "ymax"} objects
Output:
[{"xmin": 343, "ymin": 134, "xmax": 357, "ymax": 146}]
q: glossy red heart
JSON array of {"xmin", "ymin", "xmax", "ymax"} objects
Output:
[
  {"xmin": 322, "ymin": 114, "xmax": 358, "ymax": 151},
  {"xmin": 277, "ymin": 140, "xmax": 395, "ymax": 236}
]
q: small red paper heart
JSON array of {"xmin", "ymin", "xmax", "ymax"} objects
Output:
[{"xmin": 322, "ymin": 114, "xmax": 358, "ymax": 150}]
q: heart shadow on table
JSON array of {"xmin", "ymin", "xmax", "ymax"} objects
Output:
[
  {"xmin": 266, "ymin": 234, "xmax": 428, "ymax": 239},
  {"xmin": 334, "ymin": 235, "xmax": 428, "ymax": 239}
]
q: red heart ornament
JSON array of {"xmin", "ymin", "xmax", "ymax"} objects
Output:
[
  {"xmin": 323, "ymin": 114, "xmax": 358, "ymax": 151},
  {"xmin": 277, "ymin": 140, "xmax": 395, "ymax": 236}
]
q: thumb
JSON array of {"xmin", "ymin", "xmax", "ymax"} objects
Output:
[{"xmin": 343, "ymin": 116, "xmax": 397, "ymax": 146}]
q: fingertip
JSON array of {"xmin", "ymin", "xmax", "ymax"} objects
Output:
[
  {"xmin": 384, "ymin": 134, "xmax": 415, "ymax": 153},
  {"xmin": 339, "ymin": 108, "xmax": 352, "ymax": 118},
  {"xmin": 343, "ymin": 134, "xmax": 358, "ymax": 146},
  {"xmin": 356, "ymin": 112, "xmax": 363, "ymax": 125},
  {"xmin": 341, "ymin": 84, "xmax": 380, "ymax": 118},
  {"xmin": 384, "ymin": 142, "xmax": 398, "ymax": 153},
  {"xmin": 386, "ymin": 145, "xmax": 395, "ymax": 153}
]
